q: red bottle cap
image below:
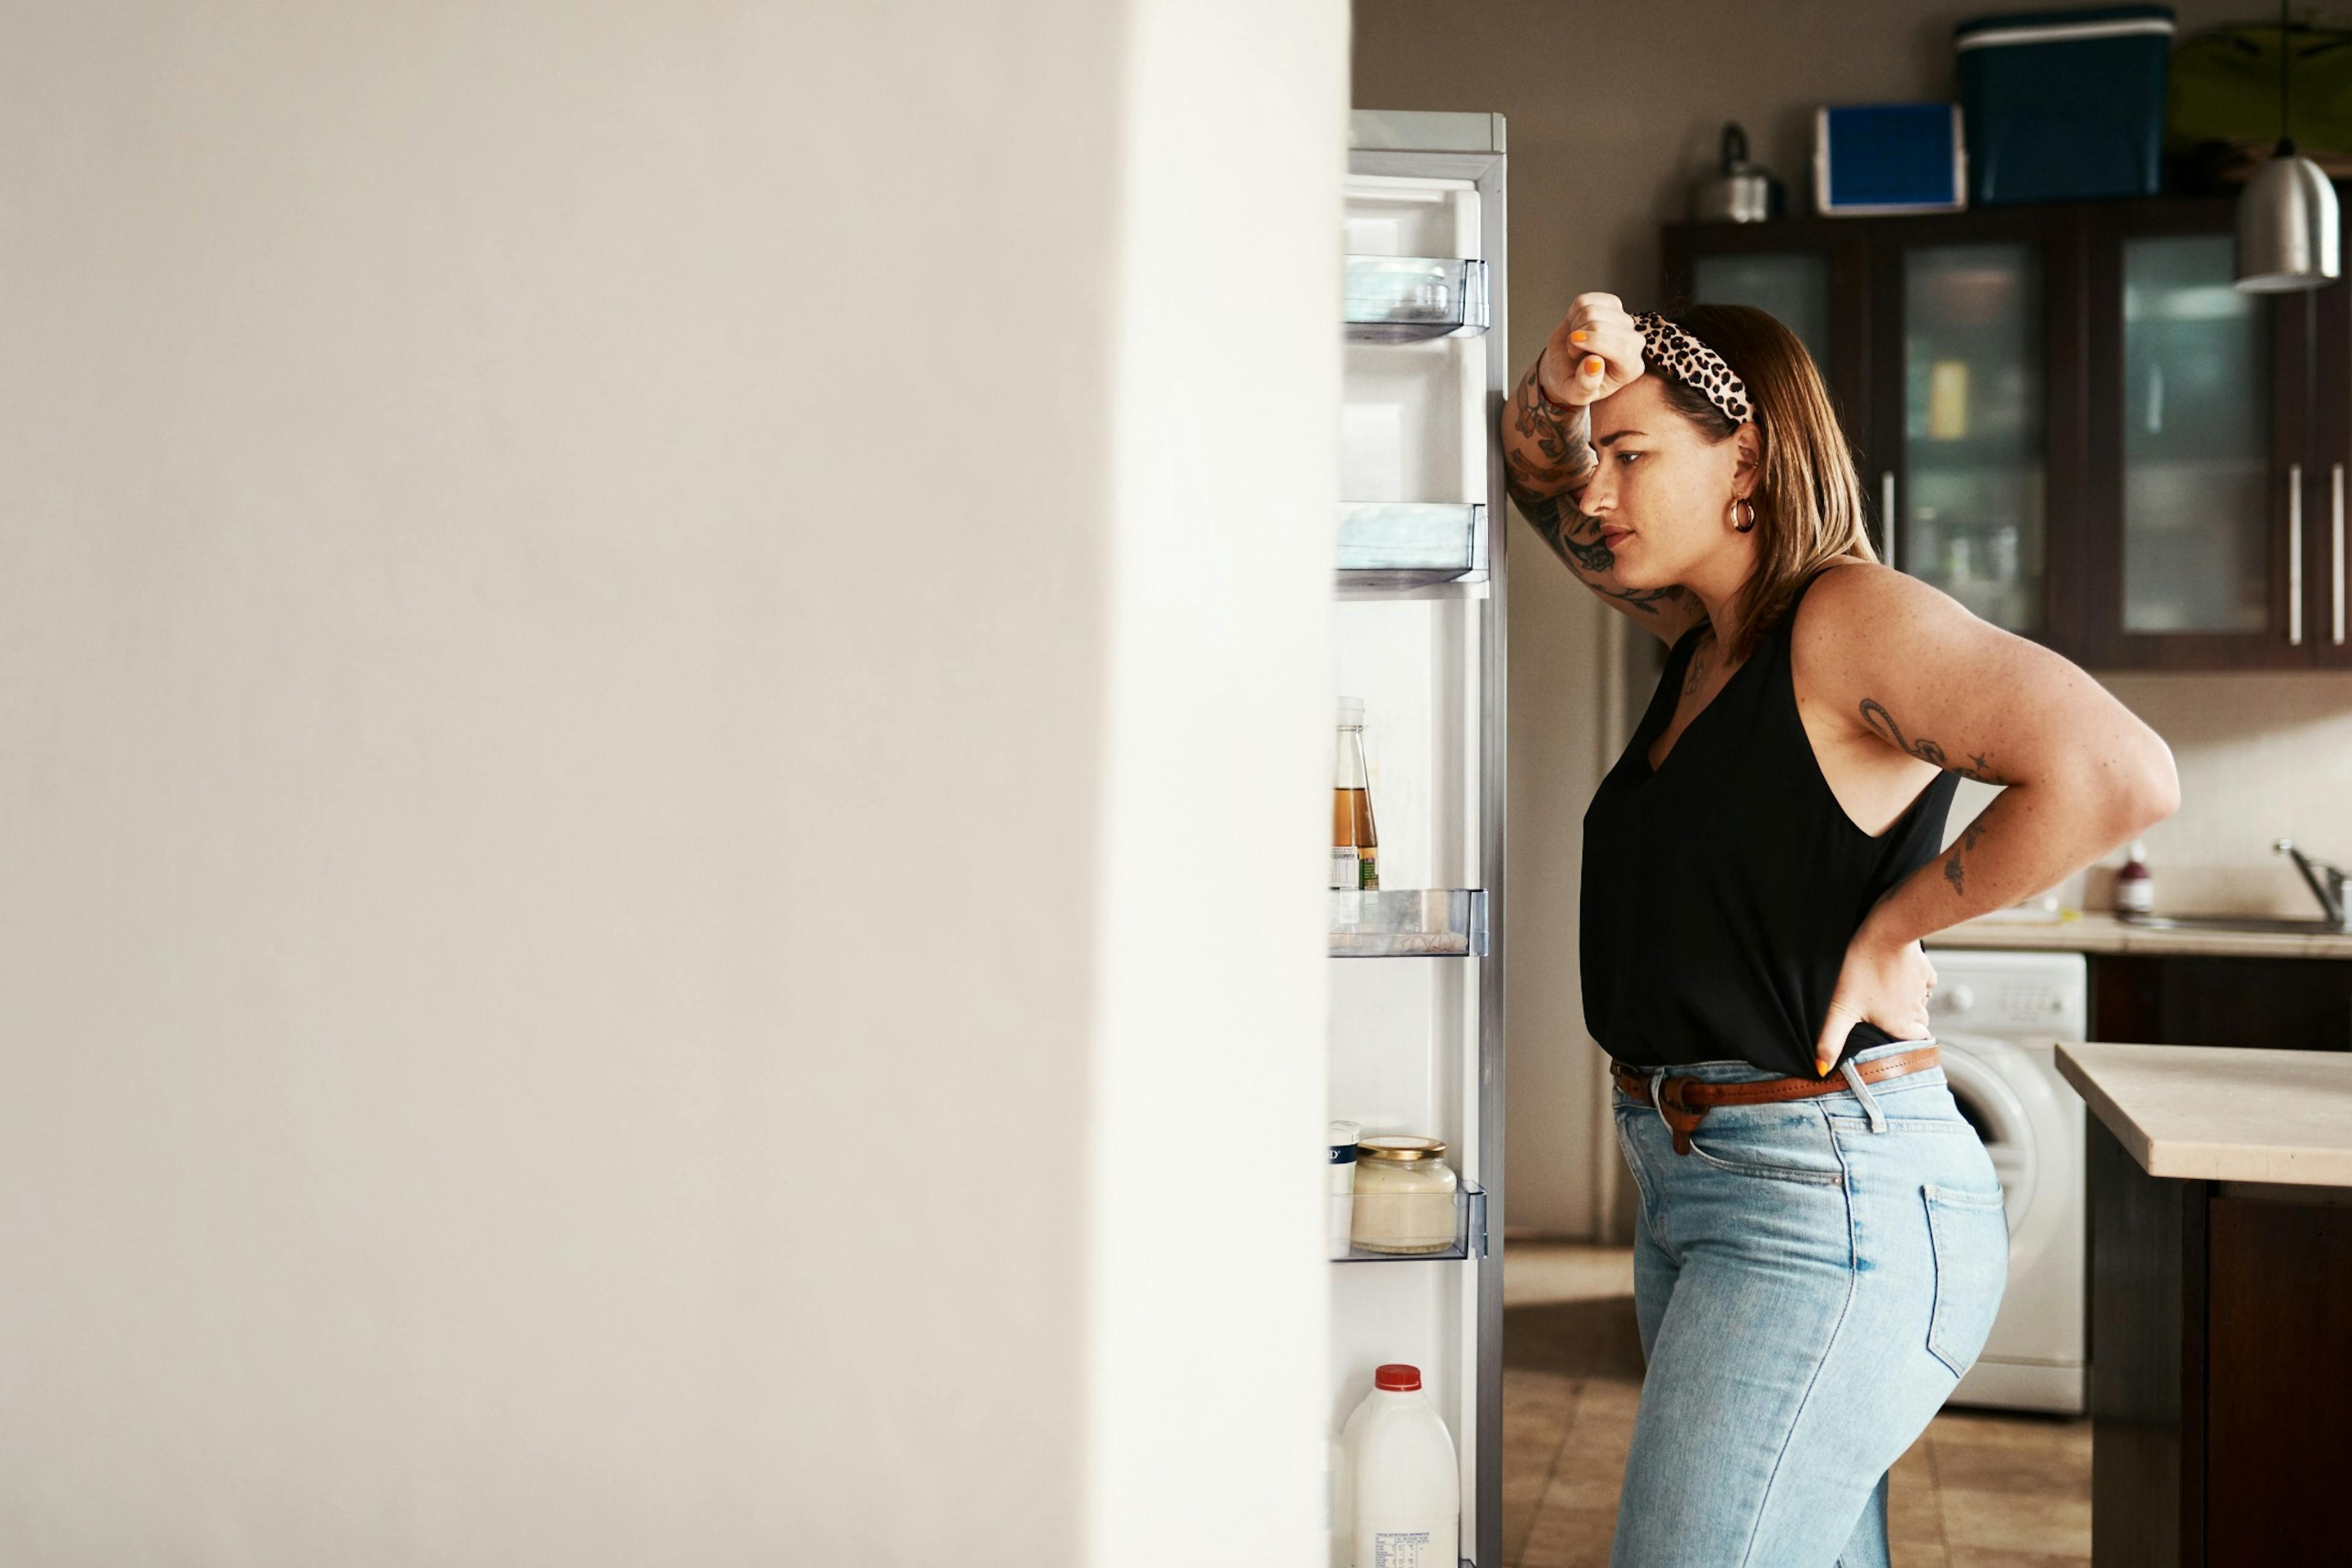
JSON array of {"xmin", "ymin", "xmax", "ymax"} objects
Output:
[{"xmin": 1374, "ymin": 1363, "xmax": 1421, "ymax": 1391}]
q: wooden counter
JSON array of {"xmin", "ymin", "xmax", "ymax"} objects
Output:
[{"xmin": 2056, "ymin": 1044, "xmax": 2352, "ymax": 1567}]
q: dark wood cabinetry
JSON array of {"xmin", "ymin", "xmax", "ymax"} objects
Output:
[
  {"xmin": 2088, "ymin": 1121, "xmax": 2352, "ymax": 1567},
  {"xmin": 2089, "ymin": 953, "xmax": 2352, "ymax": 1053},
  {"xmin": 1665, "ymin": 195, "xmax": 2352, "ymax": 671},
  {"xmin": 2309, "ymin": 261, "xmax": 2352, "ymax": 668}
]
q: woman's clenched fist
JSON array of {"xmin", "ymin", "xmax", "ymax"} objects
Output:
[{"xmin": 1539, "ymin": 292, "xmax": 1646, "ymax": 408}]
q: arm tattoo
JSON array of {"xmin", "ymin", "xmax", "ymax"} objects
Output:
[
  {"xmin": 1942, "ymin": 815, "xmax": 1989, "ymax": 897},
  {"xmin": 1857, "ymin": 698, "xmax": 2017, "ymax": 785},
  {"xmin": 1502, "ymin": 357, "xmax": 1697, "ymax": 621},
  {"xmin": 1503, "ymin": 356, "xmax": 1596, "ymax": 492},
  {"xmin": 1511, "ymin": 487, "xmax": 1697, "ymax": 617}
]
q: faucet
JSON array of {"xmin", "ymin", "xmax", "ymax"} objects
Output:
[{"xmin": 2274, "ymin": 839, "xmax": 2351, "ymax": 930}]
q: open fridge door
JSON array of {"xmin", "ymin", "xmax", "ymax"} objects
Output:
[{"xmin": 1327, "ymin": 110, "xmax": 1506, "ymax": 1568}]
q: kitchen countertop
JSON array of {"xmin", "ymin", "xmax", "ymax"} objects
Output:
[
  {"xmin": 2054, "ymin": 1041, "xmax": 2352, "ymax": 1185},
  {"xmin": 1928, "ymin": 910, "xmax": 2352, "ymax": 960}
]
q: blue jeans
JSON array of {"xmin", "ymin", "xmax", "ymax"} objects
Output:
[{"xmin": 1606, "ymin": 1038, "xmax": 2009, "ymax": 1568}]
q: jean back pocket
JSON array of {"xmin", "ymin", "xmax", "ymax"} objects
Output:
[{"xmin": 1921, "ymin": 1182, "xmax": 2009, "ymax": 1377}]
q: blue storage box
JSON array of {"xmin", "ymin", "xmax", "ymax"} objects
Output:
[
  {"xmin": 1956, "ymin": 5, "xmax": 2175, "ymax": 205},
  {"xmin": 1814, "ymin": 104, "xmax": 1969, "ymax": 215}
]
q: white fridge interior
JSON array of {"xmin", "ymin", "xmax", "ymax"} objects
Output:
[{"xmin": 1330, "ymin": 112, "xmax": 1506, "ymax": 1568}]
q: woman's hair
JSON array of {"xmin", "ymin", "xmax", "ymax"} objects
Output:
[{"xmin": 1650, "ymin": 303, "xmax": 1876, "ymax": 663}]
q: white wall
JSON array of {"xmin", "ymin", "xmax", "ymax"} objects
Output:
[
  {"xmin": 0, "ymin": 3, "xmax": 1341, "ymax": 1562},
  {"xmin": 1355, "ymin": 0, "xmax": 2352, "ymax": 1237},
  {"xmin": 2094, "ymin": 673, "xmax": 2352, "ymax": 908}
]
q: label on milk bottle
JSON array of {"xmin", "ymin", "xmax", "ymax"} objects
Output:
[{"xmin": 1370, "ymin": 1532, "xmax": 1434, "ymax": 1567}]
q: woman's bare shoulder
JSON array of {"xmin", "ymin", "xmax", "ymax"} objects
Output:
[
  {"xmin": 1792, "ymin": 558, "xmax": 1967, "ymax": 650},
  {"xmin": 1790, "ymin": 557, "xmax": 2050, "ymax": 720}
]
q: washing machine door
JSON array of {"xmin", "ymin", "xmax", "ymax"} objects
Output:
[
  {"xmin": 1933, "ymin": 1028, "xmax": 2089, "ymax": 1393},
  {"xmin": 1932, "ymin": 1031, "xmax": 2037, "ymax": 1236}
]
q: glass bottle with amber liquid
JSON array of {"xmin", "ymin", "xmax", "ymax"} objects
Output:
[{"xmin": 1332, "ymin": 696, "xmax": 1379, "ymax": 891}]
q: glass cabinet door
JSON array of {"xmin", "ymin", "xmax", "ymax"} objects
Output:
[
  {"xmin": 1896, "ymin": 244, "xmax": 2046, "ymax": 634},
  {"xmin": 2118, "ymin": 233, "xmax": 2272, "ymax": 635},
  {"xmin": 1692, "ymin": 251, "xmax": 1831, "ymax": 376}
]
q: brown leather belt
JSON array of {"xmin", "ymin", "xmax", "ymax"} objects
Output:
[{"xmin": 1611, "ymin": 1046, "xmax": 1943, "ymax": 1156}]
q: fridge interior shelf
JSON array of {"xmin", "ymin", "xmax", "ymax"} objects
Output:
[
  {"xmin": 1337, "ymin": 503, "xmax": 1487, "ymax": 590},
  {"xmin": 1333, "ymin": 1181, "xmax": 1488, "ymax": 1264},
  {"xmin": 1330, "ymin": 889, "xmax": 1488, "ymax": 958},
  {"xmin": 1344, "ymin": 255, "xmax": 1491, "ymax": 342}
]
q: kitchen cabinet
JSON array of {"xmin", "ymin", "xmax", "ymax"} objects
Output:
[
  {"xmin": 2089, "ymin": 952, "xmax": 2352, "ymax": 1053},
  {"xmin": 2061, "ymin": 1044, "xmax": 2352, "ymax": 1567},
  {"xmin": 1666, "ymin": 210, "xmax": 2084, "ymax": 646},
  {"xmin": 1873, "ymin": 219, "xmax": 2079, "ymax": 641},
  {"xmin": 1665, "ymin": 194, "xmax": 2347, "ymax": 671},
  {"xmin": 2082, "ymin": 200, "xmax": 2313, "ymax": 669},
  {"xmin": 2308, "ymin": 223, "xmax": 2352, "ymax": 667}
]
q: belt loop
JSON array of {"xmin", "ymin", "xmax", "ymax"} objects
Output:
[
  {"xmin": 1646, "ymin": 1066, "xmax": 1670, "ymax": 1130},
  {"xmin": 1839, "ymin": 1057, "xmax": 1887, "ymax": 1133}
]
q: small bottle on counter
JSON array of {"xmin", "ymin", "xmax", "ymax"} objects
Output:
[
  {"xmin": 1349, "ymin": 1137, "xmax": 1458, "ymax": 1255},
  {"xmin": 2116, "ymin": 839, "xmax": 2153, "ymax": 918},
  {"xmin": 1332, "ymin": 698, "xmax": 1379, "ymax": 892}
]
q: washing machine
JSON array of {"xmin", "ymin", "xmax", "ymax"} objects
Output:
[{"xmin": 1918, "ymin": 946, "xmax": 2088, "ymax": 1415}]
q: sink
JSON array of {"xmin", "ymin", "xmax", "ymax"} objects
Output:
[{"xmin": 2119, "ymin": 913, "xmax": 2352, "ymax": 935}]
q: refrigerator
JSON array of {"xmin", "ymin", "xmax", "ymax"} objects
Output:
[{"xmin": 1329, "ymin": 108, "xmax": 1507, "ymax": 1568}]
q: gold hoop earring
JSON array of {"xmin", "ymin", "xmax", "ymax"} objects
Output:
[{"xmin": 1732, "ymin": 497, "xmax": 1757, "ymax": 533}]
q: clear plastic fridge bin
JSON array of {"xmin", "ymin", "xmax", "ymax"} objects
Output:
[
  {"xmin": 1331, "ymin": 1181, "xmax": 1488, "ymax": 1263},
  {"xmin": 1344, "ymin": 257, "xmax": 1490, "ymax": 342},
  {"xmin": 1336, "ymin": 503, "xmax": 1488, "ymax": 589},
  {"xmin": 1329, "ymin": 889, "xmax": 1490, "ymax": 957}
]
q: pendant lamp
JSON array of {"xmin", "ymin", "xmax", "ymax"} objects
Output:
[{"xmin": 2236, "ymin": 0, "xmax": 2340, "ymax": 292}]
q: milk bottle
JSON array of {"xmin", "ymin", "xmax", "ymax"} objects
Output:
[{"xmin": 1343, "ymin": 1363, "xmax": 1458, "ymax": 1568}]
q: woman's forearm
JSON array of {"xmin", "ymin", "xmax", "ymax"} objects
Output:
[
  {"xmin": 1502, "ymin": 355, "xmax": 1595, "ymax": 502},
  {"xmin": 1502, "ymin": 358, "xmax": 1698, "ymax": 622},
  {"xmin": 1861, "ymin": 766, "xmax": 2172, "ymax": 949}
]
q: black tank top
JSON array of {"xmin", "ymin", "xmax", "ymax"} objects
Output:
[{"xmin": 1581, "ymin": 567, "xmax": 1959, "ymax": 1078}]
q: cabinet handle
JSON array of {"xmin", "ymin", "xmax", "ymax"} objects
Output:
[
  {"xmin": 2334, "ymin": 463, "xmax": 2346, "ymax": 646},
  {"xmin": 1881, "ymin": 471, "xmax": 1898, "ymax": 568},
  {"xmin": 2290, "ymin": 463, "xmax": 2304, "ymax": 647}
]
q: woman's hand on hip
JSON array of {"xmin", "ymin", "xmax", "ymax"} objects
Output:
[
  {"xmin": 1812, "ymin": 922, "xmax": 1937, "ymax": 1075},
  {"xmin": 1540, "ymin": 293, "xmax": 1645, "ymax": 407}
]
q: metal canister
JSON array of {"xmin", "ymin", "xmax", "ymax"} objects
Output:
[{"xmin": 1691, "ymin": 122, "xmax": 1779, "ymax": 224}]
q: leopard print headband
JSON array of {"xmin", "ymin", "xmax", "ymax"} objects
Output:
[{"xmin": 1632, "ymin": 311, "xmax": 1752, "ymax": 424}]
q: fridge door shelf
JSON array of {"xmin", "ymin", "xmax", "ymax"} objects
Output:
[
  {"xmin": 1330, "ymin": 889, "xmax": 1488, "ymax": 958},
  {"xmin": 1332, "ymin": 1180, "xmax": 1488, "ymax": 1263},
  {"xmin": 1337, "ymin": 502, "xmax": 1487, "ymax": 590},
  {"xmin": 1344, "ymin": 255, "xmax": 1491, "ymax": 342}
]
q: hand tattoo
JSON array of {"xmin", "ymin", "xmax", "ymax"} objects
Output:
[{"xmin": 1857, "ymin": 699, "xmax": 2016, "ymax": 785}]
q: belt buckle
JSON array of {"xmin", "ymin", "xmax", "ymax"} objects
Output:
[{"xmin": 1656, "ymin": 1074, "xmax": 1706, "ymax": 1155}]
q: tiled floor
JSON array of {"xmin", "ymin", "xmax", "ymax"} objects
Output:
[{"xmin": 1503, "ymin": 1243, "xmax": 2090, "ymax": 1568}]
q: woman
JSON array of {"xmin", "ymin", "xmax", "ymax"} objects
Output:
[{"xmin": 1501, "ymin": 295, "xmax": 2177, "ymax": 1567}]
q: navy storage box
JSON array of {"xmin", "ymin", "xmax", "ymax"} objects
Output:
[{"xmin": 1957, "ymin": 5, "xmax": 2175, "ymax": 205}]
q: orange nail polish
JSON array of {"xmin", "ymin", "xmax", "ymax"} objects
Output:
[
  {"xmin": 1570, "ymin": 330, "xmax": 1590, "ymax": 344},
  {"xmin": 1583, "ymin": 355, "xmax": 1603, "ymax": 375}
]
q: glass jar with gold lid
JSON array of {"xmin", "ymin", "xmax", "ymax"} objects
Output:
[{"xmin": 1349, "ymin": 1136, "xmax": 1458, "ymax": 1255}]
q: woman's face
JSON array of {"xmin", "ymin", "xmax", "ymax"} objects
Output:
[{"xmin": 1577, "ymin": 375, "xmax": 1754, "ymax": 590}]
